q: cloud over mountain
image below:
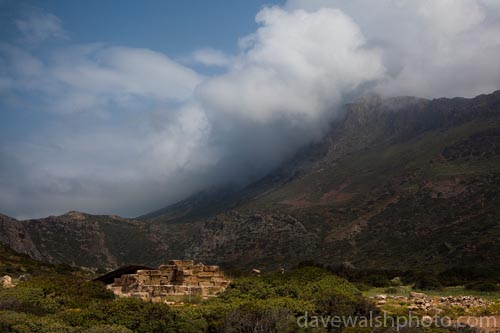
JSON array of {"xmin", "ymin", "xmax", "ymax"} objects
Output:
[
  {"xmin": 0, "ymin": 0, "xmax": 499, "ymax": 218},
  {"xmin": 287, "ymin": 0, "xmax": 500, "ymax": 98}
]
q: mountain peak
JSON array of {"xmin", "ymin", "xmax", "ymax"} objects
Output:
[{"xmin": 61, "ymin": 211, "xmax": 88, "ymax": 220}]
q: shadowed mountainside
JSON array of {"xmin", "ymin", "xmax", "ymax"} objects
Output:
[{"xmin": 2, "ymin": 91, "xmax": 500, "ymax": 271}]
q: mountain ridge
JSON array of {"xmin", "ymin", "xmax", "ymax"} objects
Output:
[{"xmin": 2, "ymin": 90, "xmax": 500, "ymax": 271}]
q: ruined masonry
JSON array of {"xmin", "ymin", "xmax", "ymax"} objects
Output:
[{"xmin": 109, "ymin": 260, "xmax": 230, "ymax": 302}]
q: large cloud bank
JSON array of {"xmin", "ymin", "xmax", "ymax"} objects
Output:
[
  {"xmin": 287, "ymin": 0, "xmax": 500, "ymax": 97},
  {"xmin": 1, "ymin": 0, "xmax": 499, "ymax": 218}
]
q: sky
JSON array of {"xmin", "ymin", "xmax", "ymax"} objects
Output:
[{"xmin": 1, "ymin": 0, "xmax": 500, "ymax": 219}]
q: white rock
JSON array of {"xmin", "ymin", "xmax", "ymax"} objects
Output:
[{"xmin": 1, "ymin": 275, "xmax": 15, "ymax": 288}]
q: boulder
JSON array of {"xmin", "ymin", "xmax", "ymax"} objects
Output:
[
  {"xmin": 1, "ymin": 275, "xmax": 15, "ymax": 288},
  {"xmin": 409, "ymin": 292, "xmax": 426, "ymax": 299},
  {"xmin": 18, "ymin": 274, "xmax": 32, "ymax": 282}
]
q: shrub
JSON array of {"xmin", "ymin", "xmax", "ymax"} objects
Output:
[
  {"xmin": 0, "ymin": 275, "xmax": 114, "ymax": 315},
  {"xmin": 364, "ymin": 275, "xmax": 392, "ymax": 288},
  {"xmin": 438, "ymin": 267, "xmax": 500, "ymax": 287},
  {"xmin": 0, "ymin": 310, "xmax": 76, "ymax": 332},
  {"xmin": 390, "ymin": 277, "xmax": 403, "ymax": 287},
  {"xmin": 0, "ymin": 266, "xmax": 380, "ymax": 332},
  {"xmin": 465, "ymin": 281, "xmax": 499, "ymax": 292},
  {"xmin": 385, "ymin": 287, "xmax": 400, "ymax": 294},
  {"xmin": 182, "ymin": 294, "xmax": 203, "ymax": 304},
  {"xmin": 82, "ymin": 324, "xmax": 132, "ymax": 333},
  {"xmin": 414, "ymin": 275, "xmax": 443, "ymax": 291},
  {"xmin": 354, "ymin": 282, "xmax": 372, "ymax": 291},
  {"xmin": 223, "ymin": 301, "xmax": 297, "ymax": 333}
]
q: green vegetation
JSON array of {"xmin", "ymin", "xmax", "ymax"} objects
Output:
[
  {"xmin": 413, "ymin": 276, "xmax": 443, "ymax": 291},
  {"xmin": 0, "ymin": 242, "xmax": 78, "ymax": 277},
  {"xmin": 0, "ymin": 266, "xmax": 471, "ymax": 333},
  {"xmin": 465, "ymin": 281, "xmax": 500, "ymax": 292},
  {"xmin": 330, "ymin": 266, "xmax": 500, "ymax": 294}
]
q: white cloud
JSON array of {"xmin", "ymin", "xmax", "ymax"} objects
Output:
[
  {"xmin": 0, "ymin": 18, "xmax": 211, "ymax": 216},
  {"xmin": 2, "ymin": 2, "xmax": 500, "ymax": 218},
  {"xmin": 2, "ymin": 6, "xmax": 387, "ymax": 217},
  {"xmin": 15, "ymin": 8, "xmax": 67, "ymax": 43},
  {"xmin": 0, "ymin": 44, "xmax": 203, "ymax": 114},
  {"xmin": 0, "ymin": 43, "xmax": 43, "ymax": 77},
  {"xmin": 190, "ymin": 48, "xmax": 232, "ymax": 67},
  {"xmin": 286, "ymin": 0, "xmax": 500, "ymax": 98},
  {"xmin": 199, "ymin": 7, "xmax": 384, "ymax": 123}
]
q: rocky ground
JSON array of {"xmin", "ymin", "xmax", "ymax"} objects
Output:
[
  {"xmin": 373, "ymin": 292, "xmax": 493, "ymax": 313},
  {"xmin": 372, "ymin": 291, "xmax": 500, "ymax": 332}
]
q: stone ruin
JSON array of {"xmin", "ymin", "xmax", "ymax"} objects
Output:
[
  {"xmin": 108, "ymin": 260, "xmax": 230, "ymax": 303},
  {"xmin": 373, "ymin": 292, "xmax": 493, "ymax": 313}
]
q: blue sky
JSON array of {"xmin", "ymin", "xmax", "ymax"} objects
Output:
[
  {"xmin": 0, "ymin": 0, "xmax": 284, "ymax": 135},
  {"xmin": 2, "ymin": 0, "xmax": 284, "ymax": 58},
  {"xmin": 1, "ymin": 0, "xmax": 499, "ymax": 219}
]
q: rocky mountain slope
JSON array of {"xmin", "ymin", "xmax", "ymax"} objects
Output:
[
  {"xmin": 2, "ymin": 91, "xmax": 500, "ymax": 271},
  {"xmin": 0, "ymin": 212, "xmax": 163, "ymax": 270}
]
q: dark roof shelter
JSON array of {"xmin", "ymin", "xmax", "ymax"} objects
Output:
[{"xmin": 93, "ymin": 265, "xmax": 154, "ymax": 285}]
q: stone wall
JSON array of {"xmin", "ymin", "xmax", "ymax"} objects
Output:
[{"xmin": 109, "ymin": 260, "xmax": 229, "ymax": 302}]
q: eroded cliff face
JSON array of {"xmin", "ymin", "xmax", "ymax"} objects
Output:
[
  {"xmin": 185, "ymin": 212, "xmax": 319, "ymax": 269},
  {"xmin": 2, "ymin": 91, "xmax": 500, "ymax": 271},
  {"xmin": 0, "ymin": 212, "xmax": 169, "ymax": 270},
  {"xmin": 0, "ymin": 214, "xmax": 41, "ymax": 261}
]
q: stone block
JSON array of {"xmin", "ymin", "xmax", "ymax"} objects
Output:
[
  {"xmin": 199, "ymin": 281, "xmax": 213, "ymax": 287},
  {"xmin": 198, "ymin": 272, "xmax": 216, "ymax": 278},
  {"xmin": 211, "ymin": 277, "xmax": 227, "ymax": 283},
  {"xmin": 189, "ymin": 286, "xmax": 204, "ymax": 295},
  {"xmin": 192, "ymin": 266, "xmax": 203, "ymax": 274},
  {"xmin": 178, "ymin": 269, "xmax": 193, "ymax": 276},
  {"xmin": 131, "ymin": 292, "xmax": 150, "ymax": 301},
  {"xmin": 174, "ymin": 285, "xmax": 188, "ymax": 293},
  {"xmin": 203, "ymin": 265, "xmax": 219, "ymax": 272},
  {"xmin": 107, "ymin": 260, "xmax": 229, "ymax": 303},
  {"xmin": 159, "ymin": 265, "xmax": 175, "ymax": 271}
]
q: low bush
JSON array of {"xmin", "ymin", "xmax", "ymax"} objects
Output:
[
  {"xmin": 2, "ymin": 266, "xmax": 479, "ymax": 332},
  {"xmin": 414, "ymin": 275, "xmax": 443, "ymax": 291},
  {"xmin": 0, "ymin": 267, "xmax": 363, "ymax": 332},
  {"xmin": 465, "ymin": 281, "xmax": 499, "ymax": 292},
  {"xmin": 385, "ymin": 287, "xmax": 400, "ymax": 294}
]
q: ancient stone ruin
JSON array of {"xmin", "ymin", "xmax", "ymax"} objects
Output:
[{"xmin": 108, "ymin": 260, "xmax": 230, "ymax": 303}]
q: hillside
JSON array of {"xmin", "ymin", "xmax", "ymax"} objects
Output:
[
  {"xmin": 146, "ymin": 91, "xmax": 500, "ymax": 270},
  {"xmin": 0, "ymin": 241, "xmax": 76, "ymax": 277},
  {"xmin": 1, "ymin": 91, "xmax": 500, "ymax": 271},
  {"xmin": 0, "ymin": 212, "xmax": 164, "ymax": 270}
]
